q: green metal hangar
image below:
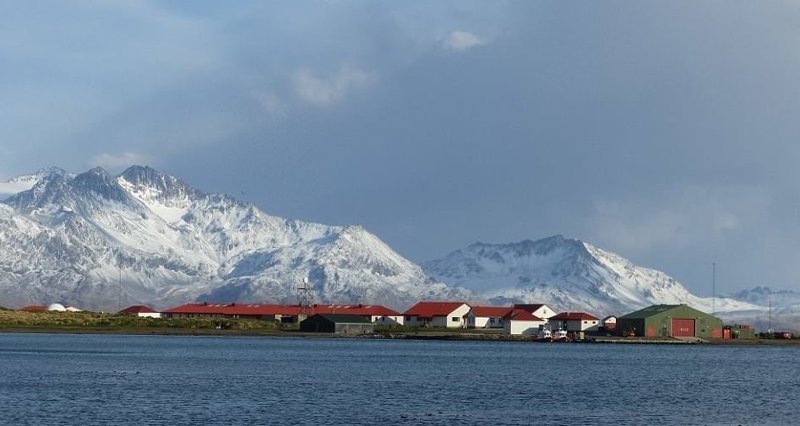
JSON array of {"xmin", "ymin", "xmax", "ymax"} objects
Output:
[{"xmin": 617, "ymin": 304, "xmax": 722, "ymax": 339}]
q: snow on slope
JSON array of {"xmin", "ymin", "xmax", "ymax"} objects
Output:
[
  {"xmin": 0, "ymin": 167, "xmax": 70, "ymax": 196},
  {"xmin": 424, "ymin": 235, "xmax": 763, "ymax": 317},
  {"xmin": 0, "ymin": 165, "xmax": 466, "ymax": 311}
]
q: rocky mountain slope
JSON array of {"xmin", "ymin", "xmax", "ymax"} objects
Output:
[
  {"xmin": 0, "ymin": 166, "xmax": 465, "ymax": 311},
  {"xmin": 424, "ymin": 235, "xmax": 764, "ymax": 318}
]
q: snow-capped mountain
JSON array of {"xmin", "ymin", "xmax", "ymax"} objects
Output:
[
  {"xmin": 424, "ymin": 235, "xmax": 764, "ymax": 318},
  {"xmin": 0, "ymin": 167, "xmax": 70, "ymax": 196},
  {"xmin": 0, "ymin": 166, "xmax": 466, "ymax": 311}
]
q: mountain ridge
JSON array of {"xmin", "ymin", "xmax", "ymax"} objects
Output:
[
  {"xmin": 0, "ymin": 166, "xmax": 782, "ymax": 326},
  {"xmin": 424, "ymin": 235, "xmax": 763, "ymax": 317},
  {"xmin": 0, "ymin": 165, "xmax": 468, "ymax": 311}
]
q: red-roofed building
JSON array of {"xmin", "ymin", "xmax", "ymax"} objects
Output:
[
  {"xmin": 162, "ymin": 303, "xmax": 302, "ymax": 321},
  {"xmin": 118, "ymin": 305, "xmax": 161, "ymax": 318},
  {"xmin": 19, "ymin": 305, "xmax": 47, "ymax": 312},
  {"xmin": 513, "ymin": 303, "xmax": 556, "ymax": 320},
  {"xmin": 601, "ymin": 315, "xmax": 617, "ymax": 331},
  {"xmin": 161, "ymin": 303, "xmax": 403, "ymax": 325},
  {"xmin": 465, "ymin": 306, "xmax": 514, "ymax": 329},
  {"xmin": 549, "ymin": 312, "xmax": 600, "ymax": 336},
  {"xmin": 403, "ymin": 301, "xmax": 471, "ymax": 328},
  {"xmin": 503, "ymin": 309, "xmax": 546, "ymax": 335}
]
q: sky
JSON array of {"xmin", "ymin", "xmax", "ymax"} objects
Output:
[{"xmin": 1, "ymin": 1, "xmax": 800, "ymax": 296}]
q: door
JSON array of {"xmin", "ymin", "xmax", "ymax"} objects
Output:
[{"xmin": 671, "ymin": 319, "xmax": 695, "ymax": 337}]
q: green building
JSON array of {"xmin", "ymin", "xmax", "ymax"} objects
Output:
[{"xmin": 617, "ymin": 304, "xmax": 722, "ymax": 339}]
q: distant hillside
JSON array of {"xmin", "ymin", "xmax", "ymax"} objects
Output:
[{"xmin": 425, "ymin": 235, "xmax": 763, "ymax": 318}]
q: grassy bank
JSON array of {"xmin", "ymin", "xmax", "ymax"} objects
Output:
[{"xmin": 0, "ymin": 310, "xmax": 282, "ymax": 334}]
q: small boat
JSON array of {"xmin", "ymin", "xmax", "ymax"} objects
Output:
[
  {"xmin": 536, "ymin": 329, "xmax": 553, "ymax": 341},
  {"xmin": 534, "ymin": 328, "xmax": 572, "ymax": 342},
  {"xmin": 551, "ymin": 329, "xmax": 570, "ymax": 342}
]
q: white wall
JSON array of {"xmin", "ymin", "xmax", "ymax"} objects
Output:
[
  {"xmin": 567, "ymin": 319, "xmax": 599, "ymax": 332},
  {"xmin": 505, "ymin": 319, "xmax": 546, "ymax": 335},
  {"xmin": 531, "ymin": 305, "xmax": 555, "ymax": 320},
  {"xmin": 137, "ymin": 312, "xmax": 161, "ymax": 318},
  {"xmin": 446, "ymin": 304, "xmax": 471, "ymax": 328},
  {"xmin": 466, "ymin": 315, "xmax": 504, "ymax": 329}
]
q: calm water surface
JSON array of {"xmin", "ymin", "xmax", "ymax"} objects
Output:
[{"xmin": 0, "ymin": 333, "xmax": 797, "ymax": 425}]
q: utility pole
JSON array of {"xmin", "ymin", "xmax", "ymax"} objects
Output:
[
  {"xmin": 118, "ymin": 267, "xmax": 123, "ymax": 312},
  {"xmin": 712, "ymin": 262, "xmax": 716, "ymax": 316},
  {"xmin": 297, "ymin": 276, "xmax": 314, "ymax": 320},
  {"xmin": 768, "ymin": 298, "xmax": 773, "ymax": 333}
]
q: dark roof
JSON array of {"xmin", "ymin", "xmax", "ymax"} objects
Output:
[
  {"xmin": 513, "ymin": 304, "xmax": 547, "ymax": 312},
  {"xmin": 619, "ymin": 304, "xmax": 686, "ymax": 319},
  {"xmin": 305, "ymin": 314, "xmax": 373, "ymax": 324},
  {"xmin": 118, "ymin": 305, "xmax": 157, "ymax": 314},
  {"xmin": 503, "ymin": 309, "xmax": 543, "ymax": 321},
  {"xmin": 550, "ymin": 312, "xmax": 599, "ymax": 321}
]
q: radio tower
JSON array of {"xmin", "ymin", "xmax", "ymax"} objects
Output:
[
  {"xmin": 712, "ymin": 262, "xmax": 716, "ymax": 316},
  {"xmin": 297, "ymin": 276, "xmax": 315, "ymax": 319}
]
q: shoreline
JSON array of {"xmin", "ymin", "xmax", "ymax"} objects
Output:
[{"xmin": 1, "ymin": 327, "xmax": 798, "ymax": 345}]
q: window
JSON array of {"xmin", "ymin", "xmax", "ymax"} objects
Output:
[{"xmin": 451, "ymin": 317, "xmax": 460, "ymax": 322}]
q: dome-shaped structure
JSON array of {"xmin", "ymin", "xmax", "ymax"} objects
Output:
[{"xmin": 47, "ymin": 303, "xmax": 66, "ymax": 312}]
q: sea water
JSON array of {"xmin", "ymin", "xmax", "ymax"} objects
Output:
[{"xmin": 0, "ymin": 333, "xmax": 796, "ymax": 425}]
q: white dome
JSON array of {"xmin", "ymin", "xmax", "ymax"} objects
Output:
[{"xmin": 47, "ymin": 303, "xmax": 66, "ymax": 312}]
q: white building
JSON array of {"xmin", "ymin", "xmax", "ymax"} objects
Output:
[
  {"xmin": 513, "ymin": 304, "xmax": 556, "ymax": 321},
  {"xmin": 403, "ymin": 301, "xmax": 471, "ymax": 328},
  {"xmin": 465, "ymin": 306, "xmax": 514, "ymax": 329},
  {"xmin": 504, "ymin": 309, "xmax": 547, "ymax": 335},
  {"xmin": 118, "ymin": 305, "xmax": 161, "ymax": 318},
  {"xmin": 549, "ymin": 312, "xmax": 600, "ymax": 334}
]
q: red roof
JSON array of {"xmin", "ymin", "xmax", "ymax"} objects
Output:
[
  {"xmin": 503, "ymin": 309, "xmax": 543, "ymax": 321},
  {"xmin": 312, "ymin": 304, "xmax": 400, "ymax": 316},
  {"xmin": 20, "ymin": 305, "xmax": 47, "ymax": 312},
  {"xmin": 469, "ymin": 306, "xmax": 514, "ymax": 318},
  {"xmin": 403, "ymin": 301, "xmax": 469, "ymax": 317},
  {"xmin": 118, "ymin": 305, "xmax": 158, "ymax": 314},
  {"xmin": 550, "ymin": 312, "xmax": 599, "ymax": 321},
  {"xmin": 163, "ymin": 303, "xmax": 303, "ymax": 316},
  {"xmin": 162, "ymin": 303, "xmax": 400, "ymax": 317}
]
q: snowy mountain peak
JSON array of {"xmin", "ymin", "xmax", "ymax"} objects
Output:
[
  {"xmin": 0, "ymin": 166, "xmax": 69, "ymax": 196},
  {"xmin": 0, "ymin": 165, "xmax": 465, "ymax": 311},
  {"xmin": 72, "ymin": 167, "xmax": 128, "ymax": 202},
  {"xmin": 119, "ymin": 165, "xmax": 199, "ymax": 204},
  {"xmin": 425, "ymin": 235, "xmax": 760, "ymax": 316}
]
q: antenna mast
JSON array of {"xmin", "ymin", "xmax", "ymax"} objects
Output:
[
  {"xmin": 297, "ymin": 276, "xmax": 314, "ymax": 319},
  {"xmin": 768, "ymin": 298, "xmax": 772, "ymax": 333},
  {"xmin": 118, "ymin": 267, "xmax": 122, "ymax": 312},
  {"xmin": 712, "ymin": 262, "xmax": 716, "ymax": 316}
]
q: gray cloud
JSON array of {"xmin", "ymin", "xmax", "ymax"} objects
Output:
[{"xmin": 2, "ymin": 1, "xmax": 799, "ymax": 296}]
